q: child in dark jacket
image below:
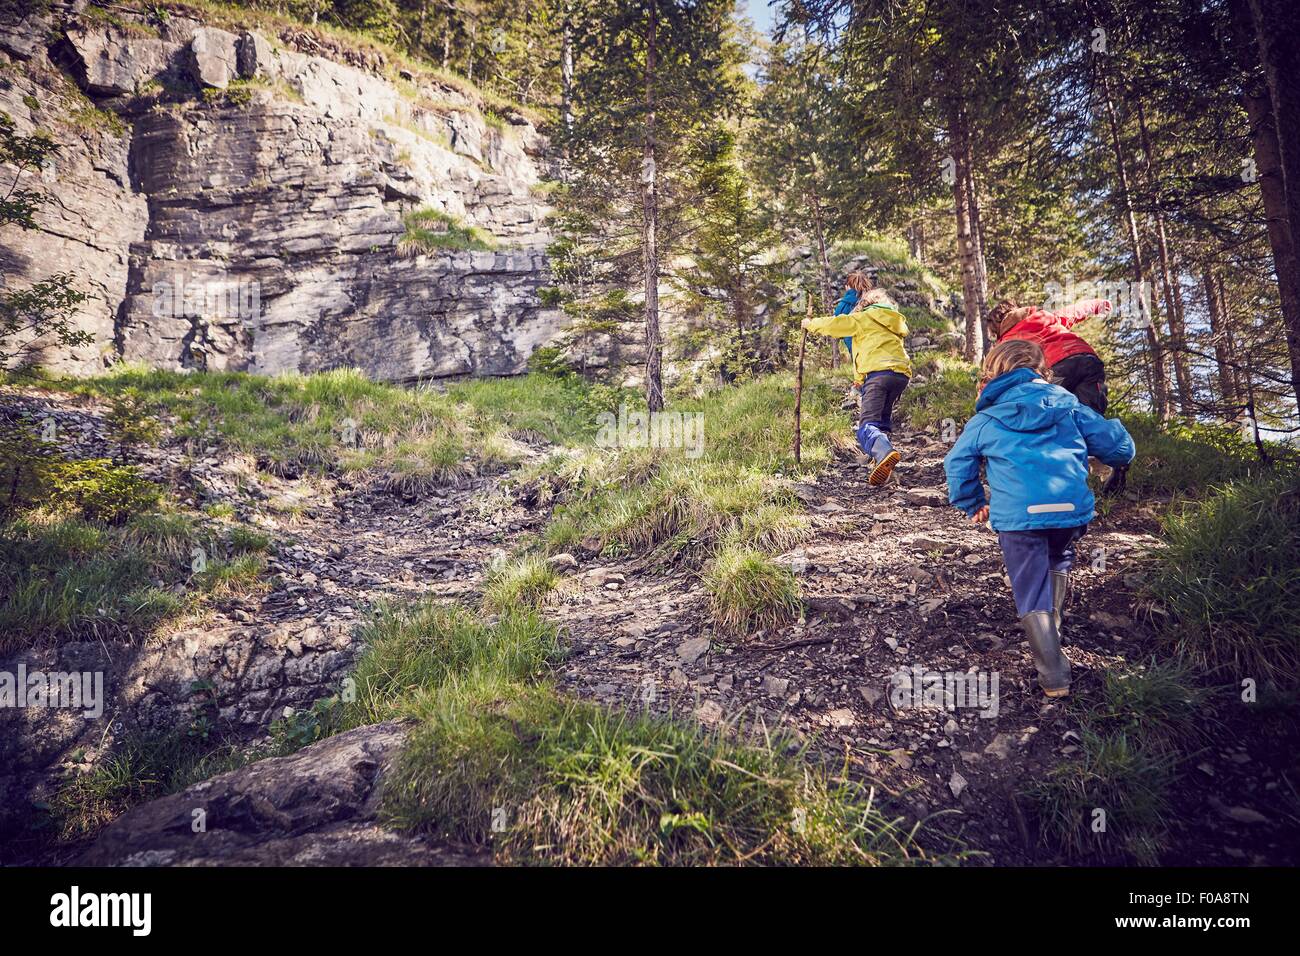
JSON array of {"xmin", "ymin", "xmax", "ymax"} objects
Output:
[{"xmin": 943, "ymin": 340, "xmax": 1136, "ymax": 697}]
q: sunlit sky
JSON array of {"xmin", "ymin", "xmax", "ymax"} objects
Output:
[{"xmin": 742, "ymin": 0, "xmax": 778, "ymax": 37}]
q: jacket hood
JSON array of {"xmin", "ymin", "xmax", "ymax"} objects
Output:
[
  {"xmin": 976, "ymin": 367, "xmax": 1074, "ymax": 432},
  {"xmin": 860, "ymin": 304, "xmax": 908, "ymax": 336}
]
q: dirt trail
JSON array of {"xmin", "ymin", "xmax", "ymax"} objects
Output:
[{"xmin": 544, "ymin": 425, "xmax": 1298, "ymax": 865}]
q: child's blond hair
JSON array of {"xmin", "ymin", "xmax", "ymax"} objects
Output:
[{"xmin": 979, "ymin": 339, "xmax": 1049, "ymax": 391}]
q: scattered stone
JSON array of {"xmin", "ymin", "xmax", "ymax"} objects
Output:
[
  {"xmin": 763, "ymin": 675, "xmax": 790, "ymax": 698},
  {"xmin": 949, "ymin": 770, "xmax": 968, "ymax": 799},
  {"xmin": 983, "ymin": 734, "xmax": 1015, "ymax": 760},
  {"xmin": 693, "ymin": 700, "xmax": 724, "ymax": 725},
  {"xmin": 858, "ymin": 685, "xmax": 885, "ymax": 709},
  {"xmin": 825, "ymin": 708, "xmax": 856, "ymax": 729},
  {"xmin": 676, "ymin": 637, "xmax": 710, "ymax": 666},
  {"xmin": 546, "ymin": 553, "xmax": 579, "ymax": 572},
  {"xmin": 905, "ymin": 488, "xmax": 947, "ymax": 507}
]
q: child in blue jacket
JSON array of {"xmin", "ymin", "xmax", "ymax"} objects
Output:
[
  {"xmin": 943, "ymin": 339, "xmax": 1136, "ymax": 697},
  {"xmin": 832, "ymin": 272, "xmax": 871, "ymax": 407}
]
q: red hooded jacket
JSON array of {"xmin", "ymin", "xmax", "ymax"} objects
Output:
[{"xmin": 999, "ymin": 298, "xmax": 1111, "ymax": 367}]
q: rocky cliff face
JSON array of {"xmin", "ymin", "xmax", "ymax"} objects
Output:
[{"xmin": 0, "ymin": 2, "xmax": 563, "ymax": 380}]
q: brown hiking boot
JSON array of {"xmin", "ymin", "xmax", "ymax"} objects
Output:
[{"xmin": 868, "ymin": 450, "xmax": 901, "ymax": 486}]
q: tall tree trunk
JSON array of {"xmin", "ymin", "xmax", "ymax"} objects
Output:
[
  {"xmin": 1203, "ymin": 265, "xmax": 1240, "ymax": 417},
  {"xmin": 642, "ymin": 0, "xmax": 663, "ymax": 412},
  {"xmin": 907, "ymin": 218, "xmax": 925, "ymax": 264},
  {"xmin": 1237, "ymin": 0, "xmax": 1300, "ymax": 409},
  {"xmin": 1136, "ymin": 101, "xmax": 1195, "ymax": 416},
  {"xmin": 1216, "ymin": 273, "xmax": 1248, "ymax": 406},
  {"xmin": 807, "ymin": 185, "xmax": 834, "ymax": 312},
  {"xmin": 561, "ymin": 6, "xmax": 574, "ymax": 140},
  {"xmin": 1098, "ymin": 62, "xmax": 1170, "ymax": 416},
  {"xmin": 965, "ymin": 151, "xmax": 990, "ymax": 361},
  {"xmin": 949, "ymin": 102, "xmax": 986, "ymax": 362}
]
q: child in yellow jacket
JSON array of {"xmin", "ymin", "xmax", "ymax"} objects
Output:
[{"xmin": 801, "ymin": 282, "xmax": 911, "ymax": 486}]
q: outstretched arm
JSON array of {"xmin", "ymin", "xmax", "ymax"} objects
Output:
[
  {"xmin": 1055, "ymin": 298, "xmax": 1112, "ymax": 328},
  {"xmin": 802, "ymin": 313, "xmax": 859, "ymax": 338},
  {"xmin": 944, "ymin": 421, "xmax": 989, "ymax": 517}
]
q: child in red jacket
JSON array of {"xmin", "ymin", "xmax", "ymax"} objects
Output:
[
  {"xmin": 986, "ymin": 298, "xmax": 1111, "ymax": 413},
  {"xmin": 986, "ymin": 297, "xmax": 1127, "ymax": 493}
]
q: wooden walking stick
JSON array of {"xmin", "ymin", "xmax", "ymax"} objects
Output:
[{"xmin": 794, "ymin": 293, "xmax": 810, "ymax": 465}]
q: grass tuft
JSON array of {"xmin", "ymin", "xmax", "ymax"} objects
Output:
[{"xmin": 703, "ymin": 545, "xmax": 801, "ymax": 636}]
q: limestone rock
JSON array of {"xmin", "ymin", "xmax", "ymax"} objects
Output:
[{"xmin": 79, "ymin": 722, "xmax": 470, "ymax": 866}]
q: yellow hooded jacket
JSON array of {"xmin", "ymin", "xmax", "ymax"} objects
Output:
[{"xmin": 805, "ymin": 304, "xmax": 912, "ymax": 381}]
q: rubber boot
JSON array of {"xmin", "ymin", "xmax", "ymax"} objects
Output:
[
  {"xmin": 1101, "ymin": 464, "xmax": 1129, "ymax": 497},
  {"xmin": 1021, "ymin": 610, "xmax": 1071, "ymax": 697},
  {"xmin": 1050, "ymin": 570, "xmax": 1069, "ymax": 634},
  {"xmin": 867, "ymin": 433, "xmax": 900, "ymax": 487}
]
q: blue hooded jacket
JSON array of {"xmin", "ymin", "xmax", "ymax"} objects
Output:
[{"xmin": 943, "ymin": 368, "xmax": 1136, "ymax": 531}]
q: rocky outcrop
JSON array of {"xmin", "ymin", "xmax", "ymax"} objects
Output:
[
  {"xmin": 79, "ymin": 722, "xmax": 478, "ymax": 866},
  {"xmin": 0, "ymin": 5, "xmax": 563, "ymax": 379}
]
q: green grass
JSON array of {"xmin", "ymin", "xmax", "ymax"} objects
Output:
[
  {"xmin": 0, "ymin": 509, "xmax": 270, "ymax": 653},
  {"xmin": 1022, "ymin": 658, "xmax": 1213, "ymax": 864},
  {"xmin": 481, "ymin": 554, "xmax": 560, "ymax": 614},
  {"xmin": 38, "ymin": 365, "xmax": 519, "ymax": 487},
  {"xmin": 830, "ymin": 237, "xmax": 952, "ymax": 301},
  {"xmin": 447, "ymin": 372, "xmax": 601, "ymax": 446},
  {"xmin": 397, "ymin": 208, "xmax": 496, "ymax": 255},
  {"xmin": 341, "ymin": 599, "xmax": 940, "ymax": 865},
  {"xmin": 897, "ymin": 350, "xmax": 978, "ymax": 433},
  {"xmin": 703, "ymin": 545, "xmax": 801, "ymax": 636},
  {"xmin": 46, "ymin": 728, "xmax": 252, "ymax": 845},
  {"xmin": 1115, "ymin": 410, "xmax": 1281, "ymax": 496},
  {"xmin": 1143, "ymin": 473, "xmax": 1300, "ymax": 685},
  {"xmin": 531, "ymin": 372, "xmax": 836, "ymax": 565}
]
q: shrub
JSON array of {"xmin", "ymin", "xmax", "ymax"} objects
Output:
[{"xmin": 397, "ymin": 208, "xmax": 496, "ymax": 255}]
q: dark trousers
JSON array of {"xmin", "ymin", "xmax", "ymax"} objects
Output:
[
  {"xmin": 997, "ymin": 525, "xmax": 1088, "ymax": 616},
  {"xmin": 1051, "ymin": 353, "xmax": 1108, "ymax": 415},
  {"xmin": 855, "ymin": 370, "xmax": 909, "ymax": 460}
]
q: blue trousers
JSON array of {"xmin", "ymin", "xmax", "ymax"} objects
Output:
[
  {"xmin": 855, "ymin": 370, "xmax": 909, "ymax": 461},
  {"xmin": 997, "ymin": 525, "xmax": 1088, "ymax": 616}
]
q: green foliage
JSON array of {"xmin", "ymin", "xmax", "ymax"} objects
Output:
[
  {"xmin": 532, "ymin": 373, "xmax": 837, "ymax": 566},
  {"xmin": 1115, "ymin": 410, "xmax": 1276, "ymax": 496},
  {"xmin": 1144, "ymin": 474, "xmax": 1300, "ymax": 685},
  {"xmin": 397, "ymin": 207, "xmax": 496, "ymax": 255},
  {"xmin": 703, "ymin": 544, "xmax": 801, "ymax": 636},
  {"xmin": 47, "ymin": 365, "xmax": 512, "ymax": 484},
  {"xmin": 897, "ymin": 350, "xmax": 978, "ymax": 433},
  {"xmin": 48, "ymin": 728, "xmax": 251, "ymax": 844},
  {"xmin": 35, "ymin": 459, "xmax": 163, "ymax": 525},
  {"xmin": 0, "ymin": 420, "xmax": 161, "ymax": 523}
]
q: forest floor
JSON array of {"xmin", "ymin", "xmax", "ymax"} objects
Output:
[{"xmin": 4, "ymin": 376, "xmax": 1297, "ymax": 866}]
